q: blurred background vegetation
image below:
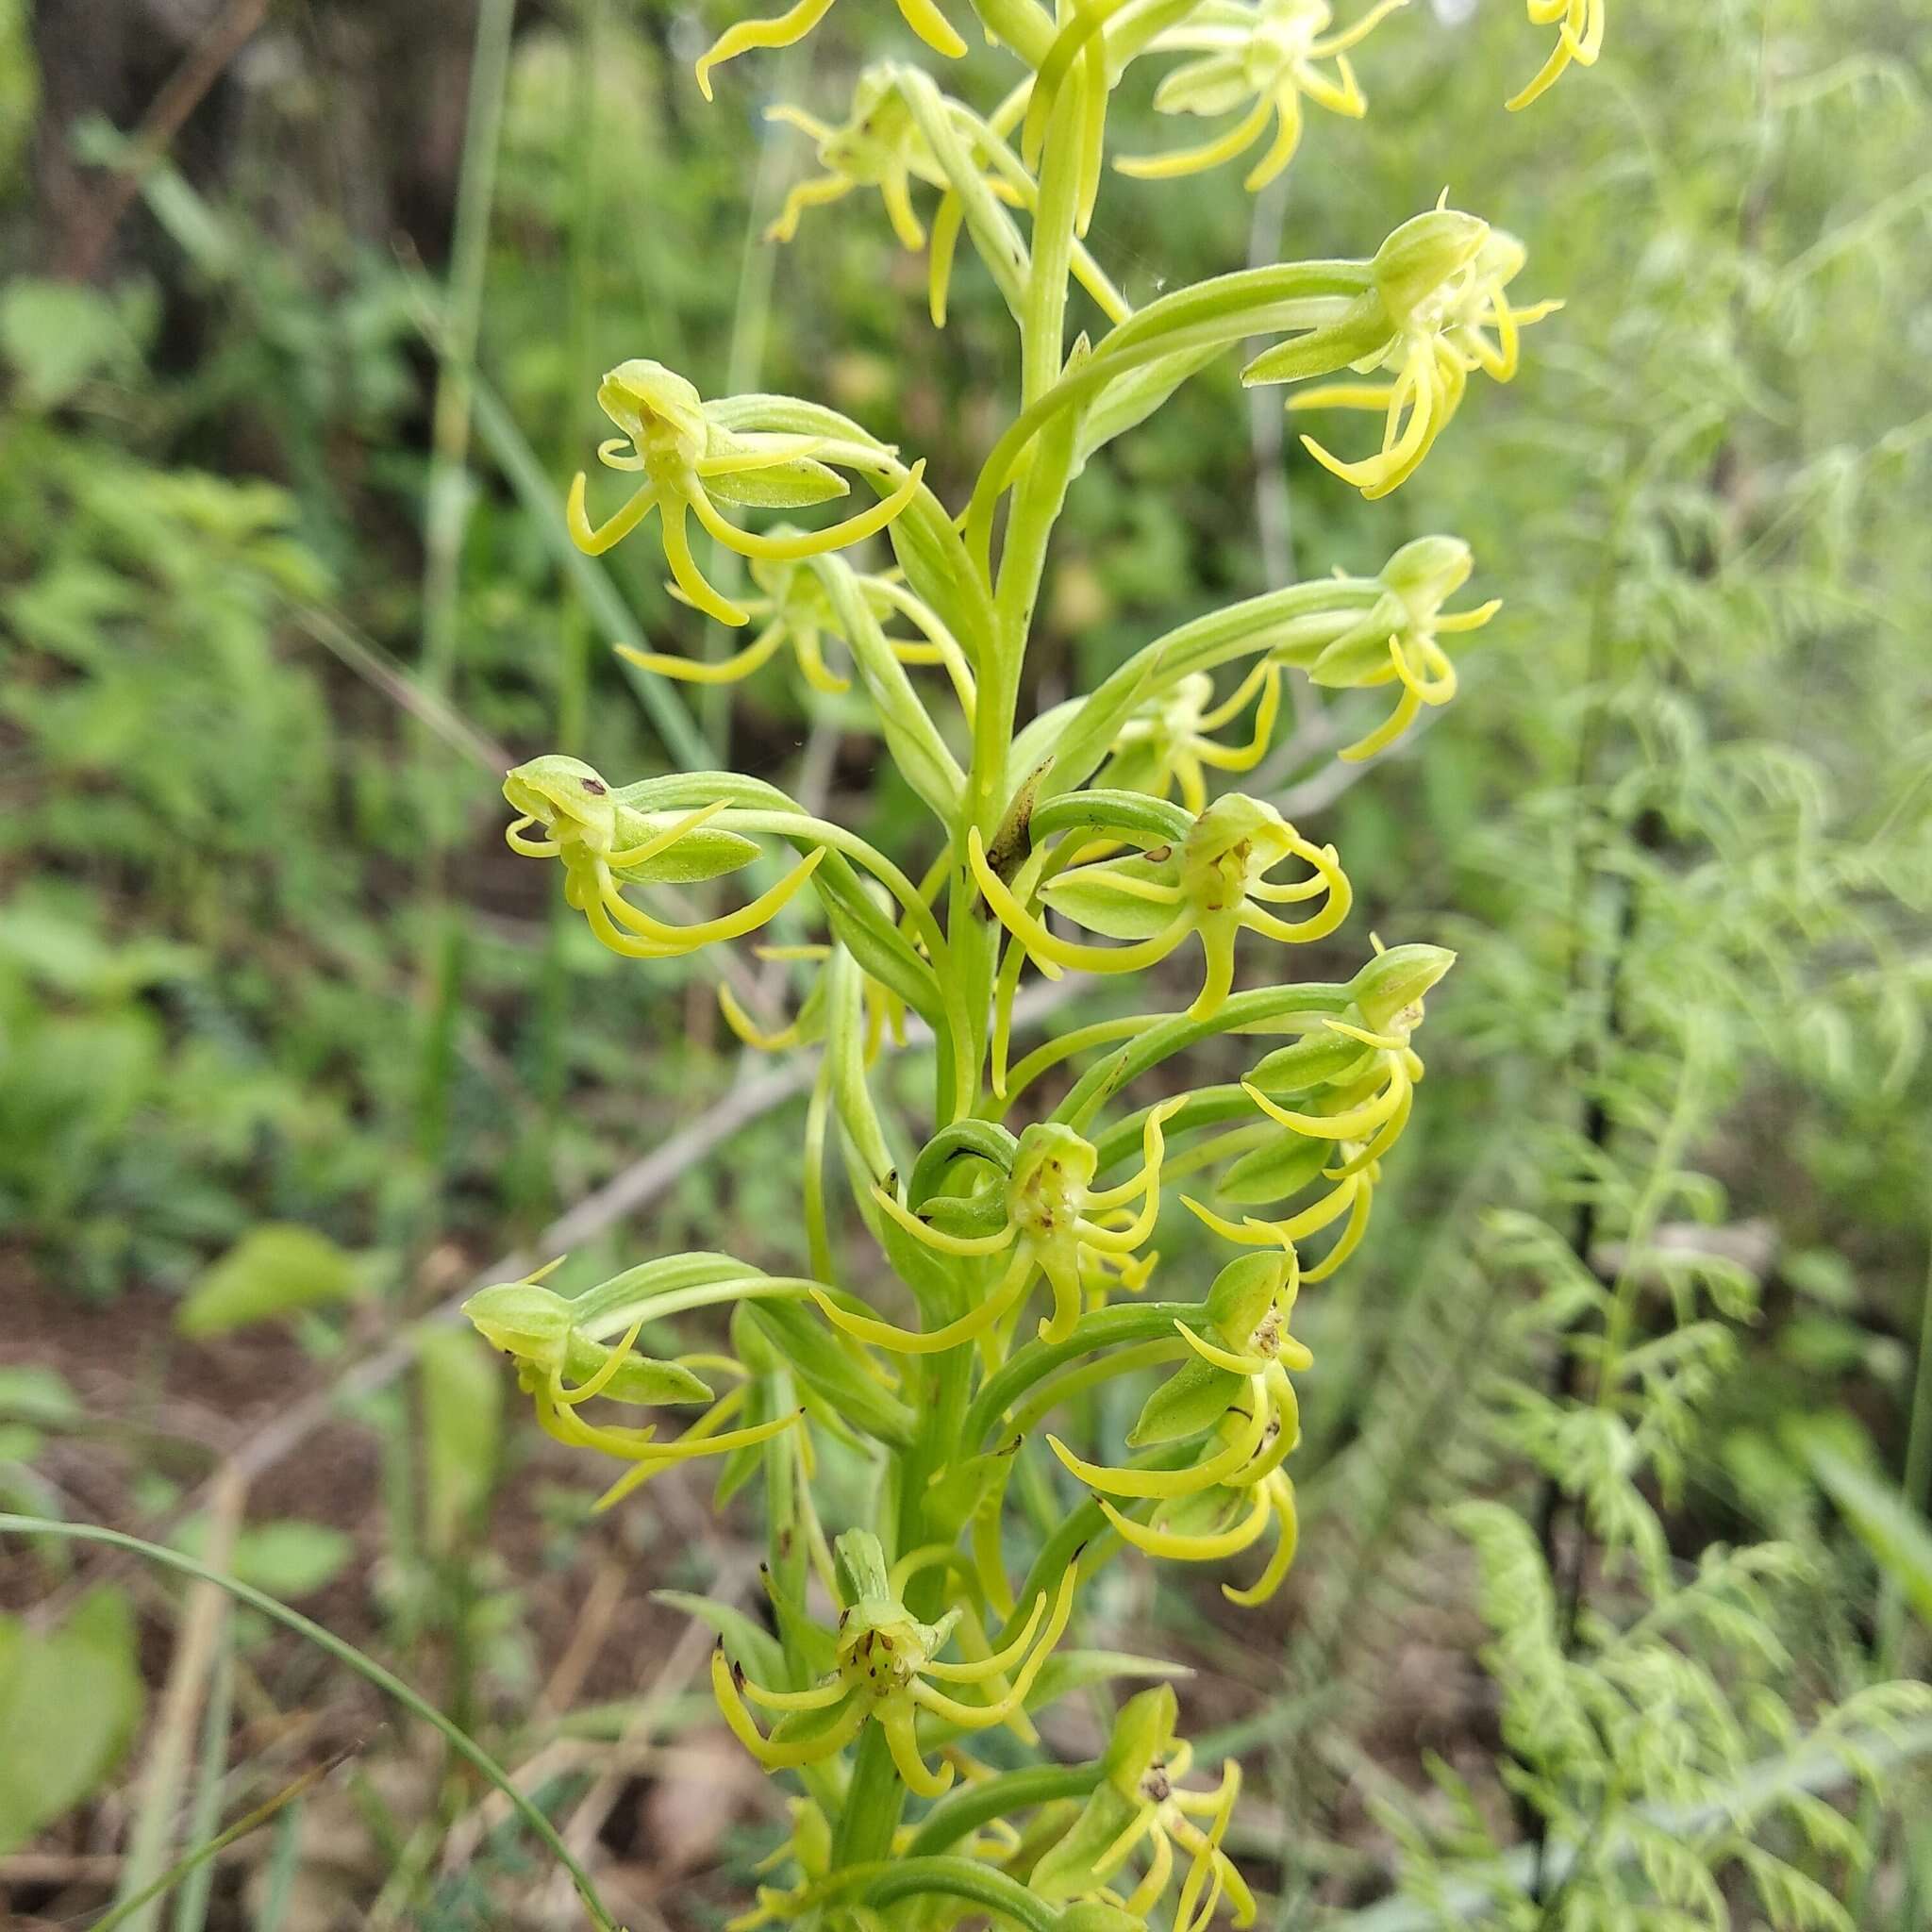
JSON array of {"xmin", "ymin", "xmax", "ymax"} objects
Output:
[{"xmin": 3, "ymin": 0, "xmax": 1930, "ymax": 1927}]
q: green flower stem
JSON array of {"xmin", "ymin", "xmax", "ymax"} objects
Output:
[
  {"xmin": 966, "ymin": 261, "xmax": 1372, "ymax": 563},
  {"xmin": 832, "ymin": 1333, "xmax": 978, "ymax": 1868},
  {"xmin": 1090, "ymin": 1085, "xmax": 1256, "ymax": 1172},
  {"xmin": 963, "ymin": 0, "xmax": 1057, "ymax": 66},
  {"xmin": 1023, "ymin": 582, "xmax": 1374, "ymax": 799},
  {"xmin": 863, "ymin": 1854, "xmax": 1074, "ymax": 1927},
  {"xmin": 966, "ymin": 1303, "xmax": 1207, "ymax": 1449},
  {"xmin": 906, "ymin": 1762, "xmax": 1105, "ymax": 1856},
  {"xmin": 1008, "ymin": 1339, "xmax": 1191, "ymax": 1443},
  {"xmin": 1054, "ymin": 982, "xmax": 1357, "ymax": 1130}
]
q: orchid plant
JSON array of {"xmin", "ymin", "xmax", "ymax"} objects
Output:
[{"xmin": 472, "ymin": 1, "xmax": 1588, "ymax": 1924}]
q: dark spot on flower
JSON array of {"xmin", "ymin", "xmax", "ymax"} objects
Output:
[{"xmin": 581, "ymin": 776, "xmax": 608, "ymax": 795}]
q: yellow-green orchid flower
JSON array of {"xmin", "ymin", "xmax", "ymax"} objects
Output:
[
  {"xmin": 502, "ymin": 755, "xmax": 826, "ymax": 963},
  {"xmin": 693, "ymin": 0, "xmax": 966, "ymax": 103},
  {"xmin": 1241, "ymin": 1009, "xmax": 1424, "ymax": 1181},
  {"xmin": 765, "ymin": 68, "xmax": 1129, "ymax": 332},
  {"xmin": 724, "ymin": 1797, "xmax": 835, "ymax": 1932},
  {"xmin": 1034, "ymin": 1685, "xmax": 1257, "ymax": 1930},
  {"xmin": 1282, "ymin": 221, "xmax": 1561, "ymax": 500},
  {"xmin": 1182, "ymin": 938, "xmax": 1452, "ymax": 1280},
  {"xmin": 625, "ymin": 548, "xmax": 974, "ymax": 716},
  {"xmin": 1508, "ymin": 0, "xmax": 1606, "ymax": 111},
  {"xmin": 1303, "ymin": 534, "xmax": 1499, "ymax": 760},
  {"xmin": 1120, "ymin": 0, "xmax": 1410, "ymax": 192},
  {"xmin": 971, "ymin": 793, "xmax": 1351, "ymax": 1022},
  {"xmin": 717, "ymin": 942, "xmax": 910, "ymax": 1064},
  {"xmin": 1057, "ymin": 1247, "xmax": 1308, "ymax": 1606},
  {"xmin": 566, "ymin": 358, "xmax": 923, "ymax": 626},
  {"xmin": 463, "ymin": 1271, "xmax": 802, "ymax": 1512},
  {"xmin": 711, "ymin": 1530, "xmax": 1077, "ymax": 1798},
  {"xmin": 815, "ymin": 1103, "xmax": 1183, "ymax": 1354},
  {"xmin": 1101, "ymin": 662, "xmax": 1283, "ymax": 814}
]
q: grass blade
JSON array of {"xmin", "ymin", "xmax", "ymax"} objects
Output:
[{"xmin": 0, "ymin": 1515, "xmax": 620, "ymax": 1932}]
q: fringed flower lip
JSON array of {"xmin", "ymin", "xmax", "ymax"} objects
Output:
[{"xmin": 566, "ymin": 358, "xmax": 923, "ymax": 627}]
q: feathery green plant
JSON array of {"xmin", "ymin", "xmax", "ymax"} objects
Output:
[{"xmin": 462, "ymin": 3, "xmax": 1595, "ymax": 1924}]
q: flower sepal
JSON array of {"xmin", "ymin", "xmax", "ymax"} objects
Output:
[{"xmin": 464, "ymin": 1278, "xmax": 715, "ymax": 1408}]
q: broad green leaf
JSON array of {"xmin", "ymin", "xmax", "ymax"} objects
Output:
[
  {"xmin": 0, "ymin": 1586, "xmax": 143, "ymax": 1854},
  {"xmin": 0, "ymin": 277, "xmax": 142, "ymax": 409},
  {"xmin": 175, "ymin": 1225, "xmax": 364, "ymax": 1337},
  {"xmin": 175, "ymin": 1518, "xmax": 354, "ymax": 1601},
  {"xmin": 0, "ymin": 1365, "xmax": 80, "ymax": 1427}
]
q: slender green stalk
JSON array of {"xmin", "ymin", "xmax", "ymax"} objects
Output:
[
  {"xmin": 0, "ymin": 1518, "xmax": 621, "ymax": 1932},
  {"xmin": 91, "ymin": 1759, "xmax": 337, "ymax": 1932}
]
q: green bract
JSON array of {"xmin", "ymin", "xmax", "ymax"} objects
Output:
[{"xmin": 473, "ymin": 3, "xmax": 1573, "ymax": 1924}]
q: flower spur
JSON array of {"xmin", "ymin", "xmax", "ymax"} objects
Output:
[
  {"xmin": 711, "ymin": 1530, "xmax": 1078, "ymax": 1798},
  {"xmin": 1278, "ymin": 221, "xmax": 1561, "ymax": 500},
  {"xmin": 502, "ymin": 756, "xmax": 826, "ymax": 964},
  {"xmin": 970, "ymin": 792, "xmax": 1351, "ymax": 1024},
  {"xmin": 1034, "ymin": 1685, "xmax": 1256, "ymax": 1930},
  {"xmin": 1120, "ymin": 0, "xmax": 1411, "ymax": 192},
  {"xmin": 1507, "ymin": 0, "xmax": 1605, "ymax": 112},
  {"xmin": 462, "ymin": 1273, "xmax": 804, "ymax": 1512},
  {"xmin": 813, "ymin": 1101, "xmax": 1184, "ymax": 1355},
  {"xmin": 566, "ymin": 358, "xmax": 923, "ymax": 626}
]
